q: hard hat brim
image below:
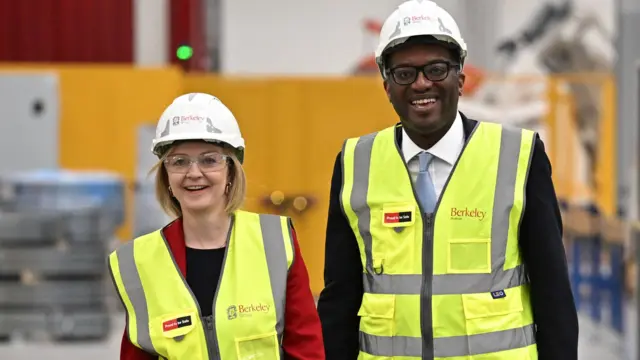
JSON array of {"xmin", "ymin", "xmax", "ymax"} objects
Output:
[
  {"xmin": 382, "ymin": 35, "xmax": 462, "ymax": 58},
  {"xmin": 375, "ymin": 34, "xmax": 468, "ymax": 77}
]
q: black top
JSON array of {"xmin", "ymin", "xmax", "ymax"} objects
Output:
[
  {"xmin": 316, "ymin": 115, "xmax": 579, "ymax": 360},
  {"xmin": 186, "ymin": 247, "xmax": 225, "ymax": 317}
]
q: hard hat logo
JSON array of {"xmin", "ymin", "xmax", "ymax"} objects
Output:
[
  {"xmin": 179, "ymin": 115, "xmax": 205, "ymax": 123},
  {"xmin": 405, "ymin": 15, "xmax": 435, "ymax": 24}
]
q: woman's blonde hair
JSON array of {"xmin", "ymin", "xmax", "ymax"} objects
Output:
[{"xmin": 151, "ymin": 144, "xmax": 247, "ymax": 218}]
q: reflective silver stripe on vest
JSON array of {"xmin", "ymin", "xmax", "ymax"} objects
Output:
[
  {"xmin": 111, "ymin": 213, "xmax": 290, "ymax": 357},
  {"xmin": 360, "ymin": 324, "xmax": 536, "ymax": 358},
  {"xmin": 348, "ymin": 132, "xmax": 378, "ymax": 276},
  {"xmin": 348, "ymin": 126, "xmax": 533, "ymax": 295},
  {"xmin": 111, "ymin": 240, "xmax": 159, "ymax": 356},
  {"xmin": 259, "ymin": 213, "xmax": 291, "ymax": 356},
  {"xmin": 363, "ymin": 264, "xmax": 527, "ymax": 294}
]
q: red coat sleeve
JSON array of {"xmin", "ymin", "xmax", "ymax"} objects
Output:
[
  {"xmin": 282, "ymin": 228, "xmax": 326, "ymax": 360},
  {"xmin": 120, "ymin": 327, "xmax": 156, "ymax": 360}
]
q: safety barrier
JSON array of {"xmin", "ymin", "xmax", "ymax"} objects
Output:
[
  {"xmin": 562, "ymin": 202, "xmax": 627, "ymax": 332},
  {"xmin": 544, "ymin": 73, "xmax": 628, "ymax": 334},
  {"xmin": 549, "ymin": 74, "xmax": 628, "ymax": 335},
  {"xmin": 0, "ymin": 64, "xmax": 629, "ymax": 299}
]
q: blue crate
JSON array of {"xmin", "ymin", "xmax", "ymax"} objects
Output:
[{"xmin": 1, "ymin": 169, "xmax": 126, "ymax": 227}]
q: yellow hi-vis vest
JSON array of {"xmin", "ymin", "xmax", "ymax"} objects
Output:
[
  {"xmin": 340, "ymin": 121, "xmax": 537, "ymax": 360},
  {"xmin": 108, "ymin": 210, "xmax": 294, "ymax": 360}
]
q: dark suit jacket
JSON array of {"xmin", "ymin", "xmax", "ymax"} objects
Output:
[{"xmin": 316, "ymin": 114, "xmax": 579, "ymax": 360}]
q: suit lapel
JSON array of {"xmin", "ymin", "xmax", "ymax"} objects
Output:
[{"xmin": 460, "ymin": 113, "xmax": 478, "ymax": 141}]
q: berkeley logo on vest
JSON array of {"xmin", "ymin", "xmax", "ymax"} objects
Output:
[
  {"xmin": 226, "ymin": 303, "xmax": 271, "ymax": 320},
  {"xmin": 162, "ymin": 315, "xmax": 193, "ymax": 332},
  {"xmin": 450, "ymin": 207, "xmax": 486, "ymax": 220}
]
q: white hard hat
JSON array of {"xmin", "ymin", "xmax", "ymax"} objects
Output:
[
  {"xmin": 151, "ymin": 93, "xmax": 246, "ymax": 163},
  {"xmin": 375, "ymin": 0, "xmax": 468, "ymax": 76}
]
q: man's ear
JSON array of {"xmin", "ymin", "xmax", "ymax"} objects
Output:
[
  {"xmin": 458, "ymin": 71, "xmax": 466, "ymax": 96},
  {"xmin": 383, "ymin": 79, "xmax": 392, "ymax": 101}
]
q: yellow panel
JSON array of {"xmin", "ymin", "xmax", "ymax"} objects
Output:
[{"xmin": 299, "ymin": 77, "xmax": 397, "ymax": 293}]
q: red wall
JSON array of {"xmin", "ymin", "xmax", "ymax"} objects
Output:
[
  {"xmin": 0, "ymin": 0, "xmax": 133, "ymax": 63},
  {"xmin": 169, "ymin": 0, "xmax": 206, "ymax": 71}
]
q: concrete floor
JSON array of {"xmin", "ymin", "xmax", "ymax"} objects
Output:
[
  {"xmin": 0, "ymin": 315, "xmax": 123, "ymax": 360},
  {"xmin": 0, "ymin": 309, "xmax": 635, "ymax": 359}
]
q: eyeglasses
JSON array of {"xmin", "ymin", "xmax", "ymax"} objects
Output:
[
  {"xmin": 388, "ymin": 61, "xmax": 460, "ymax": 85},
  {"xmin": 164, "ymin": 152, "xmax": 229, "ymax": 173}
]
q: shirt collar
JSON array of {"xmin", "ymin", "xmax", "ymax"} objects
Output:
[{"xmin": 401, "ymin": 111, "xmax": 464, "ymax": 165}]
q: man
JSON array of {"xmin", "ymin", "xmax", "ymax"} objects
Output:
[{"xmin": 316, "ymin": 1, "xmax": 579, "ymax": 360}]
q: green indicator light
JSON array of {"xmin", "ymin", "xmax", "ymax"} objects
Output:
[{"xmin": 176, "ymin": 45, "xmax": 193, "ymax": 60}]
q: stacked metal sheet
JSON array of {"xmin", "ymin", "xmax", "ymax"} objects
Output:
[
  {"xmin": 0, "ymin": 170, "xmax": 125, "ymax": 342},
  {"xmin": 4, "ymin": 170, "xmax": 126, "ymax": 229}
]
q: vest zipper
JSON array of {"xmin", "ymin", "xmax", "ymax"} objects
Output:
[
  {"xmin": 159, "ymin": 231, "xmax": 217, "ymax": 359},
  {"xmin": 206, "ymin": 218, "xmax": 234, "ymax": 360},
  {"xmin": 203, "ymin": 316, "xmax": 217, "ymax": 359},
  {"xmin": 421, "ymin": 213, "xmax": 434, "ymax": 360}
]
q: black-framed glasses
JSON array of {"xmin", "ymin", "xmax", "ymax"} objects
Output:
[
  {"xmin": 164, "ymin": 152, "xmax": 229, "ymax": 173},
  {"xmin": 389, "ymin": 61, "xmax": 460, "ymax": 85}
]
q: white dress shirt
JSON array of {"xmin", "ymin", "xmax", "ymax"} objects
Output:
[{"xmin": 402, "ymin": 112, "xmax": 465, "ymax": 198}]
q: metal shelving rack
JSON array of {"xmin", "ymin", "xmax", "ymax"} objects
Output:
[{"xmin": 0, "ymin": 170, "xmax": 125, "ymax": 342}]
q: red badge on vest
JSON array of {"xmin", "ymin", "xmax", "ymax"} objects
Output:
[
  {"xmin": 383, "ymin": 211, "xmax": 412, "ymax": 224},
  {"xmin": 381, "ymin": 204, "xmax": 416, "ymax": 229},
  {"xmin": 163, "ymin": 315, "xmax": 192, "ymax": 332}
]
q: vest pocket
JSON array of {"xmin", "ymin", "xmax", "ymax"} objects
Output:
[
  {"xmin": 461, "ymin": 289, "xmax": 524, "ymax": 335},
  {"xmin": 235, "ymin": 331, "xmax": 280, "ymax": 360},
  {"xmin": 371, "ymin": 205, "xmax": 417, "ymax": 274},
  {"xmin": 447, "ymin": 238, "xmax": 491, "ymax": 274},
  {"xmin": 357, "ymin": 293, "xmax": 395, "ymax": 337}
]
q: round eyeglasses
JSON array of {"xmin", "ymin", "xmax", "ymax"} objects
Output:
[
  {"xmin": 389, "ymin": 61, "xmax": 460, "ymax": 85},
  {"xmin": 164, "ymin": 152, "xmax": 229, "ymax": 173}
]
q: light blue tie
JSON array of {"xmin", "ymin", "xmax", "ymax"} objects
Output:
[{"xmin": 416, "ymin": 152, "xmax": 438, "ymax": 213}]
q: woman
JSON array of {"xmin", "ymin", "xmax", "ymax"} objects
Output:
[{"xmin": 108, "ymin": 93, "xmax": 325, "ymax": 360}]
